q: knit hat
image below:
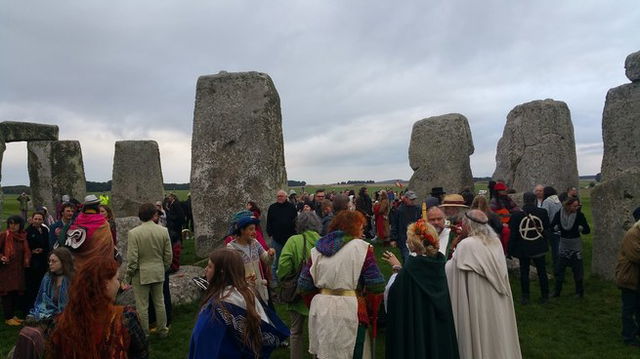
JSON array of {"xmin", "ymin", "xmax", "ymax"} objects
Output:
[
  {"xmin": 494, "ymin": 182, "xmax": 508, "ymax": 191},
  {"xmin": 229, "ymin": 210, "xmax": 260, "ymax": 235},
  {"xmin": 440, "ymin": 194, "xmax": 469, "ymax": 208}
]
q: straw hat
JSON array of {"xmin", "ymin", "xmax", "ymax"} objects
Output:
[{"xmin": 440, "ymin": 194, "xmax": 469, "ymax": 208}]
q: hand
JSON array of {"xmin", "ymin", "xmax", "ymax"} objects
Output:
[
  {"xmin": 0, "ymin": 256, "xmax": 7, "ymax": 264},
  {"xmin": 120, "ymin": 282, "xmax": 131, "ymax": 291},
  {"xmin": 246, "ymin": 273, "xmax": 257, "ymax": 286},
  {"xmin": 267, "ymin": 248, "xmax": 276, "ymax": 257},
  {"xmin": 382, "ymin": 251, "xmax": 401, "ymax": 267},
  {"xmin": 33, "ymin": 248, "xmax": 43, "ymax": 254},
  {"xmin": 390, "ymin": 241, "xmax": 397, "ymax": 248}
]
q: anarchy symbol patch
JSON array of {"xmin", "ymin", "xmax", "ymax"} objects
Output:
[{"xmin": 519, "ymin": 214, "xmax": 543, "ymax": 241}]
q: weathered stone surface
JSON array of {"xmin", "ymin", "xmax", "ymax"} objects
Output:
[
  {"xmin": 190, "ymin": 71, "xmax": 287, "ymax": 257},
  {"xmin": 116, "ymin": 265, "xmax": 203, "ymax": 306},
  {"xmin": 27, "ymin": 141, "xmax": 86, "ymax": 212},
  {"xmin": 493, "ymin": 99, "xmax": 579, "ymax": 193},
  {"xmin": 625, "ymin": 50, "xmax": 640, "ymax": 82},
  {"xmin": 111, "ymin": 141, "xmax": 165, "ymax": 217},
  {"xmin": 0, "ymin": 121, "xmax": 58, "ymax": 222},
  {"xmin": 0, "ymin": 121, "xmax": 59, "ymax": 143},
  {"xmin": 591, "ymin": 167, "xmax": 640, "ymax": 280},
  {"xmin": 115, "ymin": 216, "xmax": 142, "ymax": 276},
  {"xmin": 600, "ymin": 82, "xmax": 640, "ymax": 181},
  {"xmin": 408, "ymin": 113, "xmax": 474, "ymax": 200}
]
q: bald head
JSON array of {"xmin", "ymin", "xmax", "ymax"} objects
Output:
[
  {"xmin": 276, "ymin": 190, "xmax": 287, "ymax": 203},
  {"xmin": 534, "ymin": 185, "xmax": 544, "ymax": 200},
  {"xmin": 427, "ymin": 206, "xmax": 446, "ymax": 233}
]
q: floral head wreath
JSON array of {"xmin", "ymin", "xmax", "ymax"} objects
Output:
[{"xmin": 413, "ymin": 219, "xmax": 439, "ymax": 248}]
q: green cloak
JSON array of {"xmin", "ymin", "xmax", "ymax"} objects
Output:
[{"xmin": 385, "ymin": 253, "xmax": 459, "ymax": 359}]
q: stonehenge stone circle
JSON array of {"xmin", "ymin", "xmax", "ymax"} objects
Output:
[
  {"xmin": 493, "ymin": 99, "xmax": 579, "ymax": 193},
  {"xmin": 408, "ymin": 113, "xmax": 474, "ymax": 200},
  {"xmin": 591, "ymin": 167, "xmax": 640, "ymax": 280},
  {"xmin": 111, "ymin": 140, "xmax": 165, "ymax": 217},
  {"xmin": 625, "ymin": 50, "xmax": 640, "ymax": 82},
  {"xmin": 190, "ymin": 71, "xmax": 287, "ymax": 257},
  {"xmin": 592, "ymin": 51, "xmax": 640, "ymax": 280},
  {"xmin": 27, "ymin": 140, "xmax": 86, "ymax": 213},
  {"xmin": 0, "ymin": 121, "xmax": 58, "ymax": 218}
]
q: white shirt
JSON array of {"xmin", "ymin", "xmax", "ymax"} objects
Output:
[{"xmin": 438, "ymin": 227, "xmax": 451, "ymax": 255}]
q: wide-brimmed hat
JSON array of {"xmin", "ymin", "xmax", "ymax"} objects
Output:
[
  {"xmin": 83, "ymin": 194, "xmax": 101, "ymax": 206},
  {"xmin": 430, "ymin": 187, "xmax": 446, "ymax": 196},
  {"xmin": 440, "ymin": 194, "xmax": 469, "ymax": 208}
]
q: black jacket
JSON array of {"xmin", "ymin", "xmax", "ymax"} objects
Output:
[
  {"xmin": 551, "ymin": 211, "xmax": 590, "ymax": 239},
  {"xmin": 509, "ymin": 205, "xmax": 550, "ymax": 258},
  {"xmin": 390, "ymin": 203, "xmax": 420, "ymax": 244},
  {"xmin": 266, "ymin": 201, "xmax": 298, "ymax": 245}
]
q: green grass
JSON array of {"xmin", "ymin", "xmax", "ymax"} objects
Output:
[{"xmin": 1, "ymin": 183, "xmax": 637, "ymax": 358}]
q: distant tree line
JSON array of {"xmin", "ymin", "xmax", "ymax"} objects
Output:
[
  {"xmin": 288, "ymin": 180, "xmax": 307, "ymax": 187},
  {"xmin": 337, "ymin": 180, "xmax": 375, "ymax": 185}
]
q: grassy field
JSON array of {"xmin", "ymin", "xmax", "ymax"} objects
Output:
[{"xmin": 1, "ymin": 182, "xmax": 638, "ymax": 358}]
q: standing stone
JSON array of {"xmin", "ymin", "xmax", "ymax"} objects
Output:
[
  {"xmin": 190, "ymin": 71, "xmax": 287, "ymax": 257},
  {"xmin": 493, "ymin": 99, "xmax": 579, "ymax": 193},
  {"xmin": 111, "ymin": 141, "xmax": 165, "ymax": 217},
  {"xmin": 27, "ymin": 140, "xmax": 86, "ymax": 212},
  {"xmin": 115, "ymin": 216, "xmax": 142, "ymax": 278},
  {"xmin": 408, "ymin": 113, "xmax": 474, "ymax": 200},
  {"xmin": 600, "ymin": 81, "xmax": 640, "ymax": 181},
  {"xmin": 592, "ymin": 51, "xmax": 640, "ymax": 280},
  {"xmin": 0, "ymin": 121, "xmax": 58, "ymax": 220},
  {"xmin": 591, "ymin": 167, "xmax": 640, "ymax": 280},
  {"xmin": 625, "ymin": 50, "xmax": 640, "ymax": 82}
]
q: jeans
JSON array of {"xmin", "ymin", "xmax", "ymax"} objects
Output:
[
  {"xmin": 621, "ymin": 288, "xmax": 640, "ymax": 342},
  {"xmin": 554, "ymin": 252, "xmax": 584, "ymax": 296},
  {"xmin": 289, "ymin": 310, "xmax": 306, "ymax": 359},
  {"xmin": 519, "ymin": 255, "xmax": 549, "ymax": 299},
  {"xmin": 270, "ymin": 239, "xmax": 284, "ymax": 285}
]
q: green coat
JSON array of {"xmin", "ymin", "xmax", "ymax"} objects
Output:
[
  {"xmin": 386, "ymin": 253, "xmax": 459, "ymax": 359},
  {"xmin": 276, "ymin": 230, "xmax": 320, "ymax": 315},
  {"xmin": 125, "ymin": 221, "xmax": 173, "ymax": 285}
]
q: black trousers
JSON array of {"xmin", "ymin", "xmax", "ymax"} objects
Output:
[
  {"xmin": 621, "ymin": 288, "xmax": 640, "ymax": 342},
  {"xmin": 554, "ymin": 252, "xmax": 584, "ymax": 296},
  {"xmin": 1, "ymin": 291, "xmax": 26, "ymax": 320},
  {"xmin": 519, "ymin": 255, "xmax": 549, "ymax": 298}
]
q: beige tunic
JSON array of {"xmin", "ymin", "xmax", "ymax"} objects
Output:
[
  {"xmin": 445, "ymin": 235, "xmax": 522, "ymax": 359},
  {"xmin": 308, "ymin": 238, "xmax": 370, "ymax": 359}
]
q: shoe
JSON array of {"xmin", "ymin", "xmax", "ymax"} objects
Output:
[
  {"xmin": 12, "ymin": 316, "xmax": 23, "ymax": 323},
  {"xmin": 158, "ymin": 328, "xmax": 170, "ymax": 338},
  {"xmin": 149, "ymin": 327, "xmax": 158, "ymax": 334},
  {"xmin": 520, "ymin": 297, "xmax": 529, "ymax": 305},
  {"xmin": 551, "ymin": 292, "xmax": 560, "ymax": 298},
  {"xmin": 624, "ymin": 340, "xmax": 640, "ymax": 348},
  {"xmin": 5, "ymin": 318, "xmax": 22, "ymax": 326},
  {"xmin": 575, "ymin": 293, "xmax": 584, "ymax": 299},
  {"xmin": 539, "ymin": 297, "xmax": 549, "ymax": 304}
]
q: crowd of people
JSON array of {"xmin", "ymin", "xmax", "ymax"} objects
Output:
[{"xmin": 1, "ymin": 180, "xmax": 639, "ymax": 357}]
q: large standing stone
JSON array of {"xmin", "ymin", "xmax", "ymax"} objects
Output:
[
  {"xmin": 493, "ymin": 99, "xmax": 579, "ymax": 193},
  {"xmin": 407, "ymin": 113, "xmax": 474, "ymax": 200},
  {"xmin": 0, "ymin": 121, "xmax": 58, "ymax": 220},
  {"xmin": 190, "ymin": 71, "xmax": 287, "ymax": 257},
  {"xmin": 111, "ymin": 141, "xmax": 165, "ymax": 217},
  {"xmin": 591, "ymin": 167, "xmax": 640, "ymax": 280},
  {"xmin": 27, "ymin": 140, "xmax": 86, "ymax": 212},
  {"xmin": 599, "ymin": 83, "xmax": 640, "ymax": 181},
  {"xmin": 625, "ymin": 50, "xmax": 640, "ymax": 82}
]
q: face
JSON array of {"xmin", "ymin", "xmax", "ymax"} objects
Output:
[
  {"xmin": 534, "ymin": 186, "xmax": 544, "ymax": 199},
  {"xmin": 205, "ymin": 260, "xmax": 215, "ymax": 282},
  {"xmin": 246, "ymin": 202, "xmax": 252, "ymax": 210},
  {"xmin": 106, "ymin": 273, "xmax": 120, "ymax": 301},
  {"xmin": 427, "ymin": 209, "xmax": 446, "ymax": 233},
  {"xmin": 357, "ymin": 222, "xmax": 365, "ymax": 239},
  {"xmin": 302, "ymin": 204, "xmax": 312, "ymax": 212},
  {"xmin": 443, "ymin": 206, "xmax": 459, "ymax": 218},
  {"xmin": 240, "ymin": 224, "xmax": 257, "ymax": 239},
  {"xmin": 568, "ymin": 188, "xmax": 578, "ymax": 197},
  {"xmin": 315, "ymin": 192, "xmax": 325, "ymax": 202},
  {"xmin": 568, "ymin": 201, "xmax": 581, "ymax": 213},
  {"xmin": 276, "ymin": 192, "xmax": 287, "ymax": 203},
  {"xmin": 99, "ymin": 206, "xmax": 108, "ymax": 218},
  {"xmin": 49, "ymin": 254, "xmax": 62, "ymax": 274},
  {"xmin": 62, "ymin": 207, "xmax": 74, "ymax": 220},
  {"xmin": 8, "ymin": 222, "xmax": 20, "ymax": 232},
  {"xmin": 31, "ymin": 214, "xmax": 44, "ymax": 227}
]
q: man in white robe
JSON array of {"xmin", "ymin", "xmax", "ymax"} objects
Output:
[{"xmin": 445, "ymin": 209, "xmax": 522, "ymax": 359}]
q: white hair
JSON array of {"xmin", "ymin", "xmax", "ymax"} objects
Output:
[{"xmin": 463, "ymin": 210, "xmax": 500, "ymax": 246}]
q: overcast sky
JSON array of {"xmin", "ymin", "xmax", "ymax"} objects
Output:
[{"xmin": 2, "ymin": 1, "xmax": 638, "ymax": 185}]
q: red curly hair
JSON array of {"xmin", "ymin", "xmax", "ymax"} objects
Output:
[
  {"xmin": 47, "ymin": 257, "xmax": 124, "ymax": 359},
  {"xmin": 328, "ymin": 210, "xmax": 366, "ymax": 237}
]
